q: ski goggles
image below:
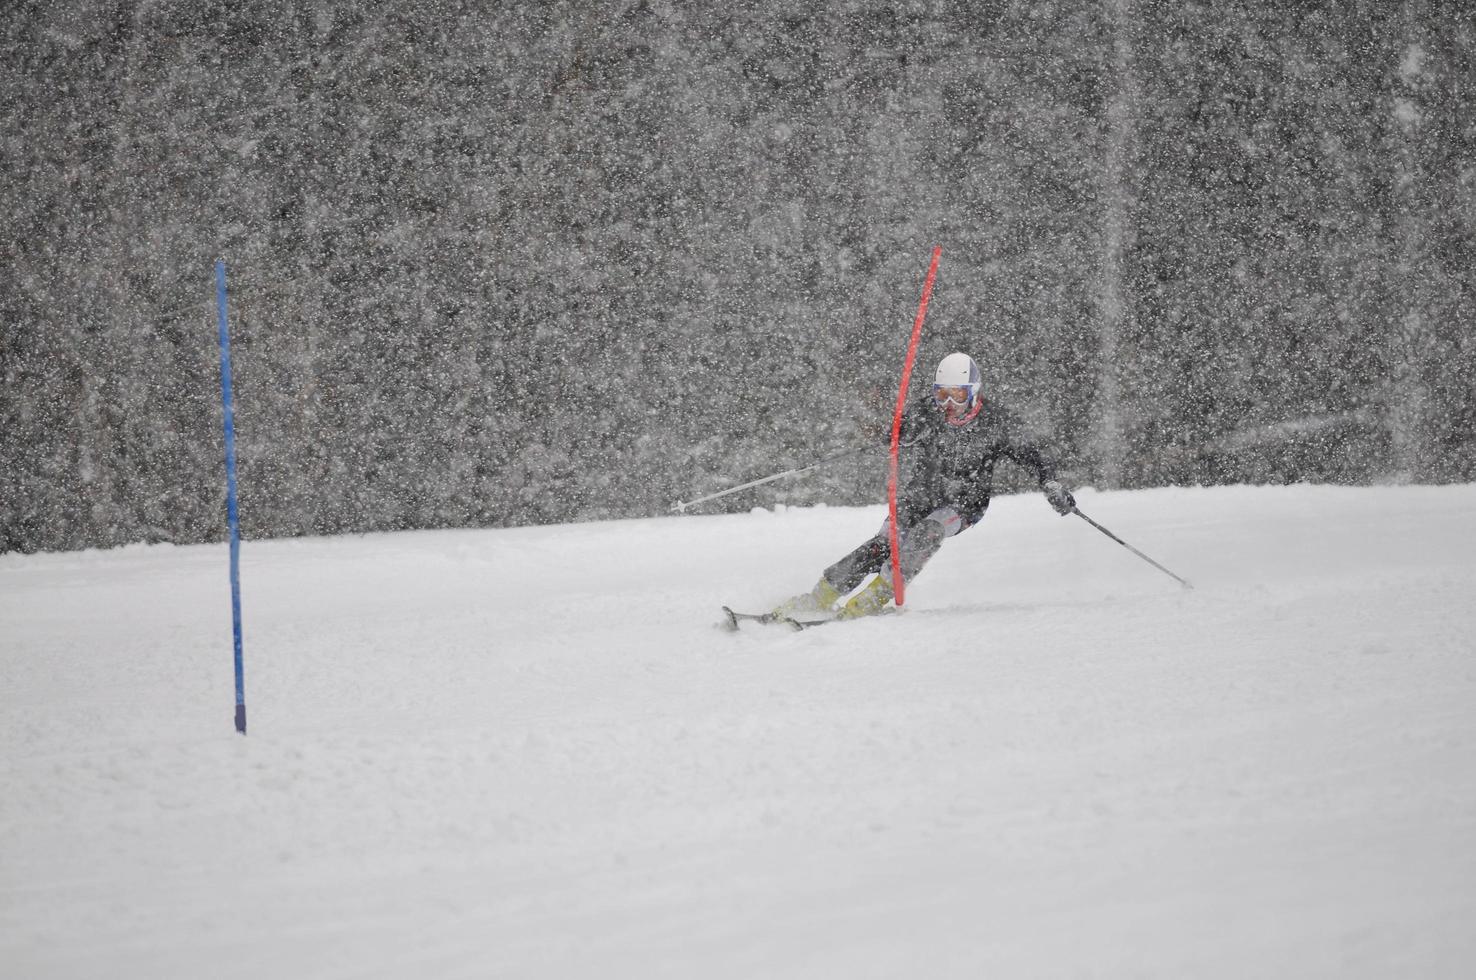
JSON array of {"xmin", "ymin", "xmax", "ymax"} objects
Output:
[{"xmin": 932, "ymin": 384, "xmax": 975, "ymax": 407}]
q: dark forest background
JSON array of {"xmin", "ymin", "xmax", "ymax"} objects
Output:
[{"xmin": 3, "ymin": 0, "xmax": 1473, "ymax": 553}]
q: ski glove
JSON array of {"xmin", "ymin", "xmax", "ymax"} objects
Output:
[{"xmin": 1042, "ymin": 479, "xmax": 1076, "ymax": 516}]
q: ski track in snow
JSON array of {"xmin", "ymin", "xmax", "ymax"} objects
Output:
[{"xmin": 2, "ymin": 484, "xmax": 1474, "ymax": 979}]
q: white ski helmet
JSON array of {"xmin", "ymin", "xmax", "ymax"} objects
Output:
[{"xmin": 932, "ymin": 352, "xmax": 982, "ymax": 411}]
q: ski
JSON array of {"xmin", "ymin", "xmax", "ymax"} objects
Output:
[{"xmin": 721, "ymin": 606, "xmax": 829, "ymax": 632}]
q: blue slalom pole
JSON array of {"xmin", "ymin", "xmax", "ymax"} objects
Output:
[{"xmin": 215, "ymin": 259, "xmax": 247, "ymax": 735}]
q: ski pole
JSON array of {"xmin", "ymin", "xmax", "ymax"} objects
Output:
[
  {"xmin": 1072, "ymin": 507, "xmax": 1194, "ymax": 590},
  {"xmin": 672, "ymin": 446, "xmax": 870, "ymax": 513}
]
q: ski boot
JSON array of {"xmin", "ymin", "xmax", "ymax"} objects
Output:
[
  {"xmin": 771, "ymin": 577, "xmax": 841, "ymax": 619},
  {"xmin": 835, "ymin": 575, "xmax": 894, "ymax": 620}
]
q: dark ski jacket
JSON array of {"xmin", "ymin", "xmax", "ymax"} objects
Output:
[{"xmin": 893, "ymin": 394, "xmax": 1061, "ymax": 528}]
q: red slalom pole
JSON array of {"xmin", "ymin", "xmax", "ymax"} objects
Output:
[{"xmin": 888, "ymin": 246, "xmax": 942, "ymax": 607}]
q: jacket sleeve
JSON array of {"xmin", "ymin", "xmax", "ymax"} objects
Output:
[
  {"xmin": 996, "ymin": 409, "xmax": 1060, "ymax": 485},
  {"xmin": 1002, "ymin": 440, "xmax": 1058, "ymax": 485}
]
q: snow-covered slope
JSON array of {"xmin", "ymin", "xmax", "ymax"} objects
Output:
[{"xmin": 3, "ymin": 484, "xmax": 1474, "ymax": 979}]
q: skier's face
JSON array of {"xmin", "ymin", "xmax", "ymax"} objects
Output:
[
  {"xmin": 933, "ymin": 384, "xmax": 977, "ymax": 424},
  {"xmin": 933, "ymin": 385, "xmax": 970, "ymax": 408}
]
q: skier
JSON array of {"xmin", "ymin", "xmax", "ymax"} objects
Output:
[{"xmin": 772, "ymin": 352, "xmax": 1077, "ymax": 621}]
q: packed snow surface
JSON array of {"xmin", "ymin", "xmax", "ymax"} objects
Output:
[{"xmin": 3, "ymin": 484, "xmax": 1474, "ymax": 979}]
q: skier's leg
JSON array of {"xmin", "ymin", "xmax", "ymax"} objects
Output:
[
  {"xmin": 835, "ymin": 508, "xmax": 969, "ymax": 620},
  {"xmin": 893, "ymin": 505, "xmax": 967, "ymax": 579},
  {"xmin": 822, "ymin": 535, "xmax": 889, "ymax": 594}
]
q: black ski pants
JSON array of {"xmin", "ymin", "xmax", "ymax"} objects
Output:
[{"xmin": 822, "ymin": 504, "xmax": 974, "ymax": 594}]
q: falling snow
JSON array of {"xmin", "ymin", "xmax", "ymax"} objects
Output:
[{"xmin": 2, "ymin": 3, "xmax": 1474, "ymax": 553}]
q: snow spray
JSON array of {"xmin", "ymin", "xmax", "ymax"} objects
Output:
[
  {"xmin": 888, "ymin": 246, "xmax": 942, "ymax": 607},
  {"xmin": 215, "ymin": 259, "xmax": 247, "ymax": 735}
]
